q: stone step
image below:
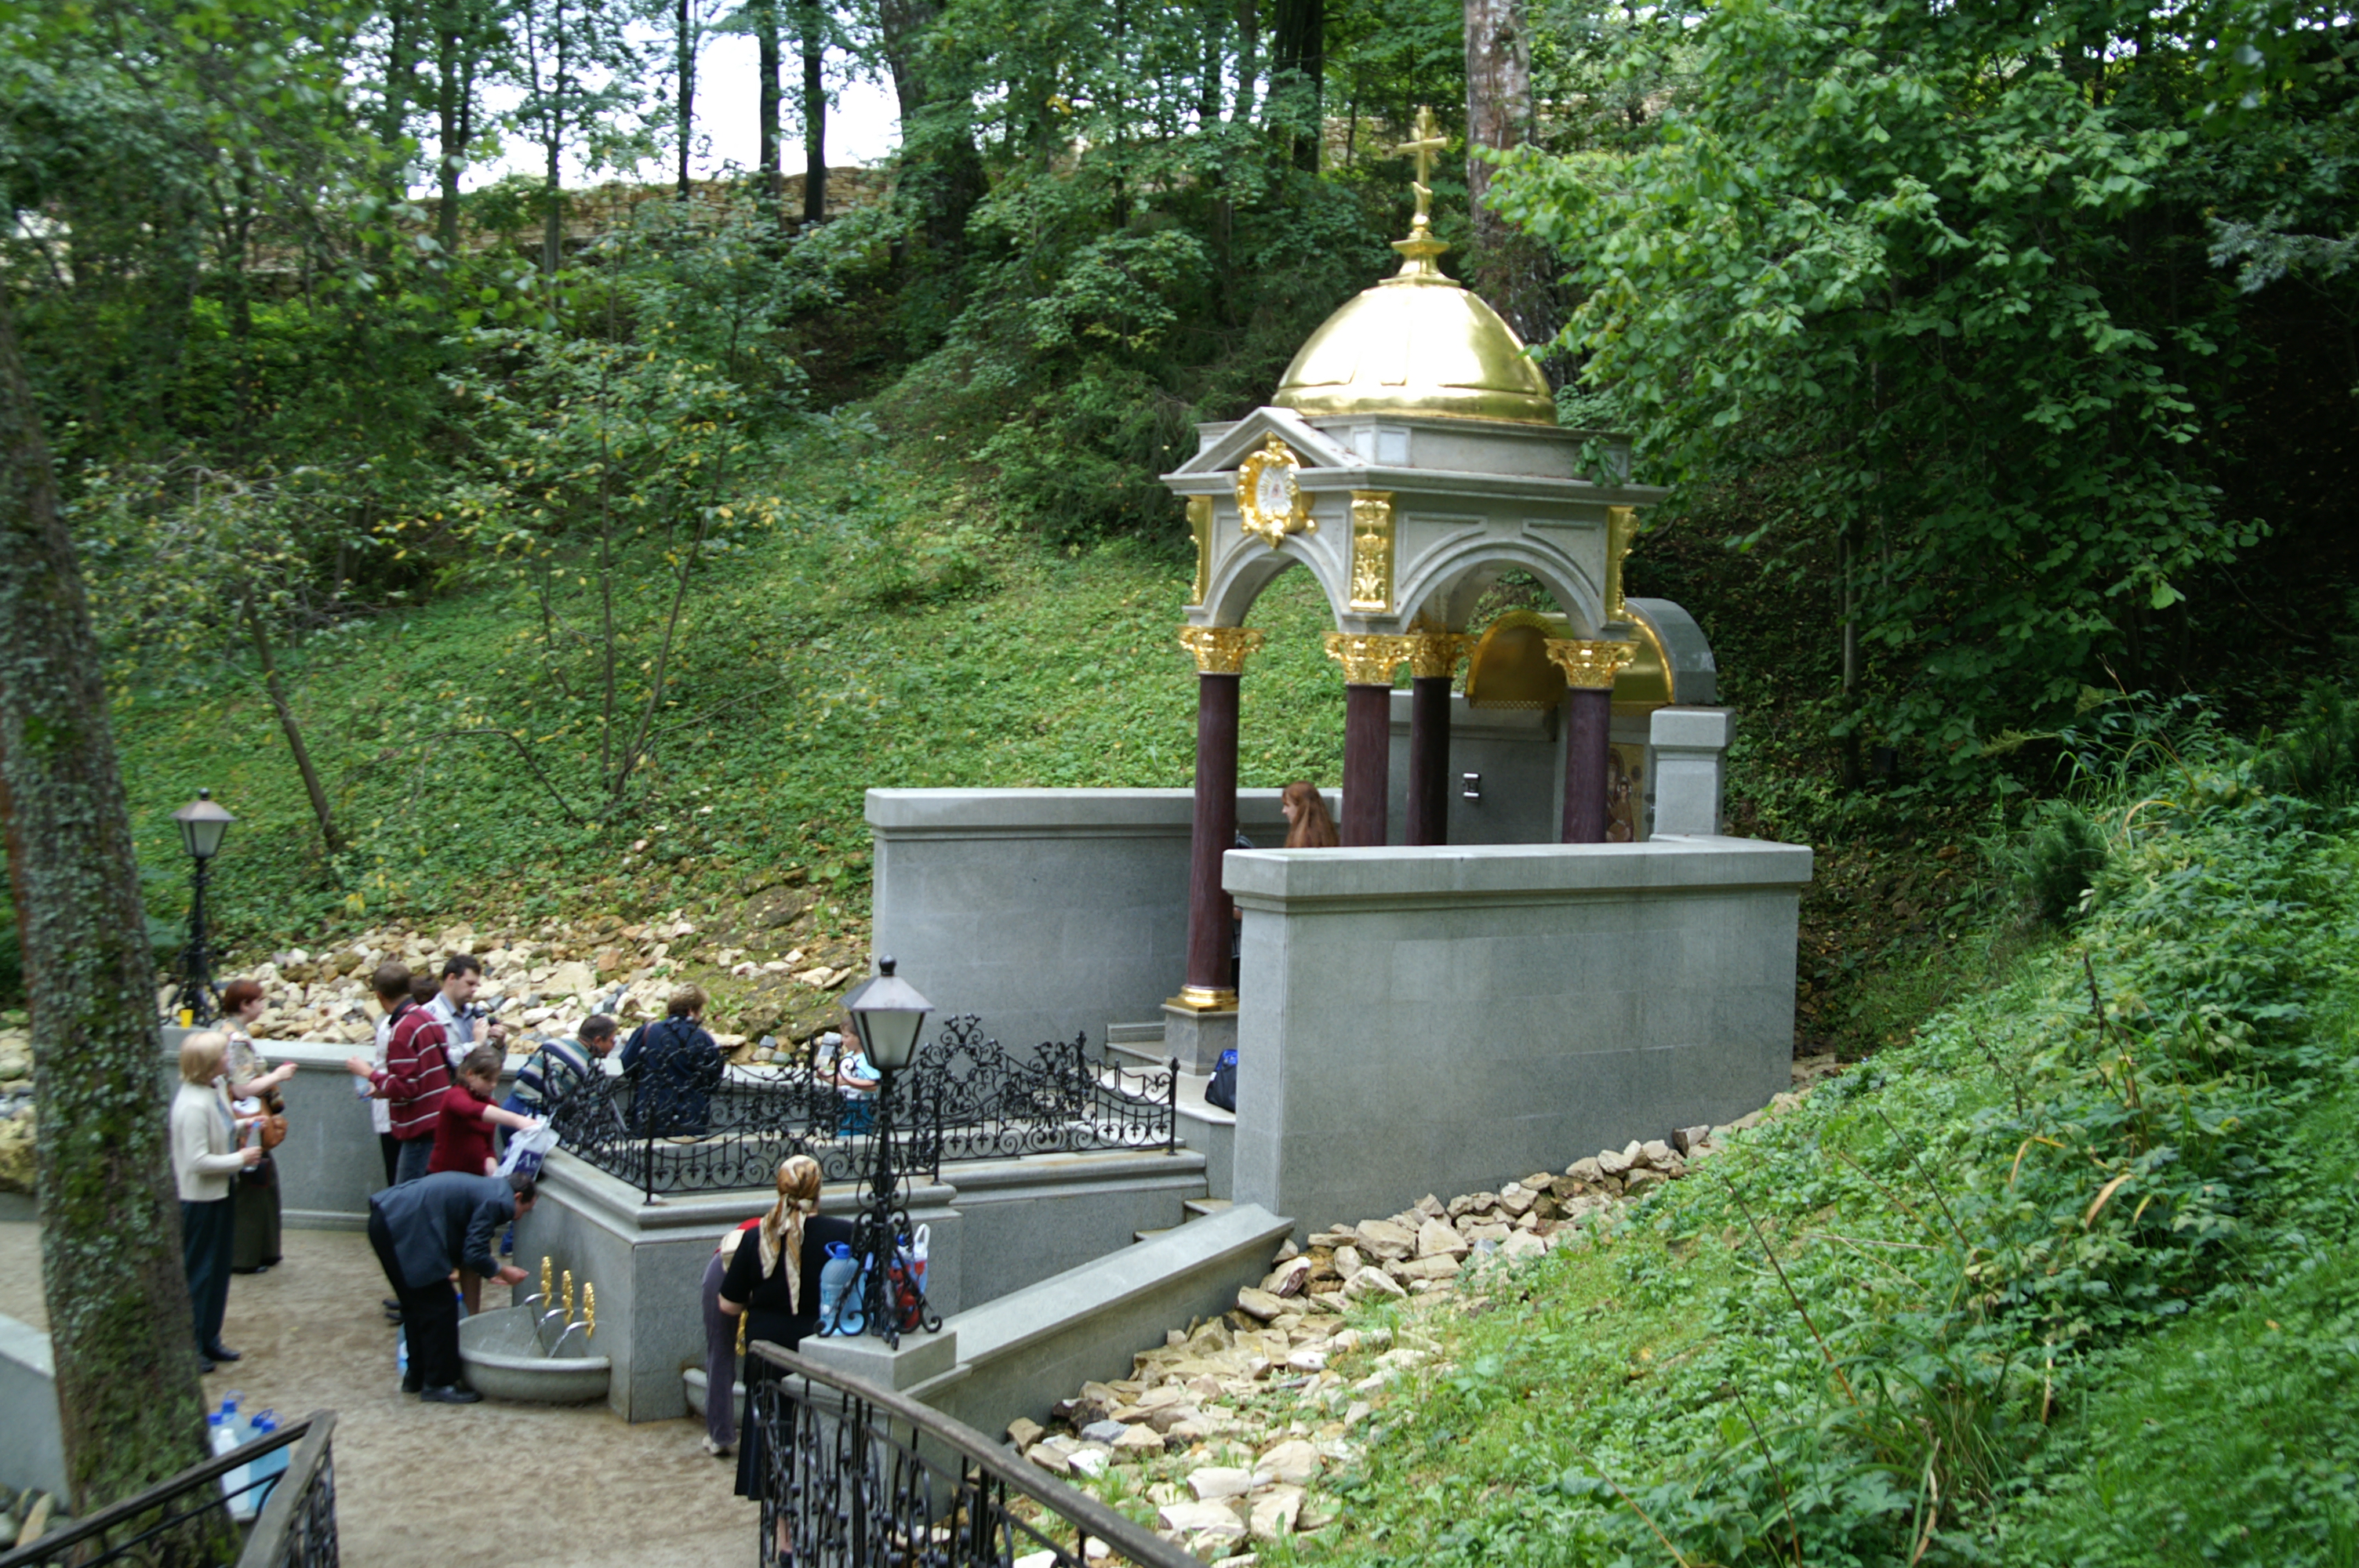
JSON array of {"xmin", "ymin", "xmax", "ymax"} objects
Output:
[
  {"xmin": 1134, "ymin": 1225, "xmax": 1181, "ymax": 1243},
  {"xmin": 1183, "ymin": 1197, "xmax": 1232, "ymax": 1221},
  {"xmin": 1103, "ymin": 1023, "xmax": 1171, "ymax": 1069}
]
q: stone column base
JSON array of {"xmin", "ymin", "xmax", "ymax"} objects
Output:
[
  {"xmin": 1161, "ymin": 1002, "xmax": 1238, "ymax": 1074},
  {"xmin": 796, "ymin": 1327, "xmax": 961, "ymax": 1394}
]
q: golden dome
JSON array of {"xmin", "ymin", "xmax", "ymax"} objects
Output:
[{"xmin": 1272, "ymin": 234, "xmax": 1556, "ymax": 426}]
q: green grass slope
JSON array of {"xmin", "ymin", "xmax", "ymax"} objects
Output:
[
  {"xmin": 102, "ymin": 430, "xmax": 1350, "ymax": 959},
  {"xmin": 1285, "ymin": 784, "xmax": 2359, "ymax": 1566}
]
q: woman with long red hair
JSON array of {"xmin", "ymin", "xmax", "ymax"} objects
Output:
[{"xmin": 1279, "ymin": 781, "xmax": 1339, "ymax": 848}]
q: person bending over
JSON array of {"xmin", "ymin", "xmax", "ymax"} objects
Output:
[
  {"xmin": 507, "ymin": 1014, "xmax": 616, "ymax": 1123},
  {"xmin": 432, "ymin": 1046, "xmax": 543, "ymax": 1312},
  {"xmin": 366, "ymin": 1171, "xmax": 535, "ymax": 1403}
]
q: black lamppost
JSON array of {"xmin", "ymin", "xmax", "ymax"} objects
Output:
[
  {"xmin": 838, "ymin": 955, "xmax": 941, "ymax": 1348},
  {"xmin": 167, "ymin": 789, "xmax": 235, "ymax": 1025}
]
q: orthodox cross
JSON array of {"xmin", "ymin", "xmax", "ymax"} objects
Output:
[{"xmin": 1395, "ymin": 105, "xmax": 1447, "ymax": 235}]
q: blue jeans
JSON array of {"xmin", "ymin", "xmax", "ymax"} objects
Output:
[{"xmin": 393, "ymin": 1135, "xmax": 433, "ymax": 1186}]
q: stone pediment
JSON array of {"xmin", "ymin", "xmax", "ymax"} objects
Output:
[{"xmin": 1167, "ymin": 408, "xmax": 1357, "ymax": 481}]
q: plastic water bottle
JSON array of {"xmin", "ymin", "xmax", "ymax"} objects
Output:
[
  {"xmin": 244, "ymin": 1411, "xmax": 289, "ymax": 1514},
  {"xmin": 212, "ymin": 1406, "xmax": 253, "ymax": 1519},
  {"xmin": 817, "ymin": 1243, "xmax": 859, "ymax": 1335}
]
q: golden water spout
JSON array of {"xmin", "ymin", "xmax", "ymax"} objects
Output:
[
  {"xmin": 583, "ymin": 1283, "xmax": 596, "ymax": 1341},
  {"xmin": 562, "ymin": 1269, "xmax": 575, "ymax": 1320}
]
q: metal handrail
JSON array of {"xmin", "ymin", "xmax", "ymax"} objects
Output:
[
  {"xmin": 0, "ymin": 1410, "xmax": 335, "ymax": 1568},
  {"xmin": 744, "ymin": 1341, "xmax": 1198, "ymax": 1568}
]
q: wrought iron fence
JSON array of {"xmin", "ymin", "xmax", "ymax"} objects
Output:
[
  {"xmin": 743, "ymin": 1343, "xmax": 1196, "ymax": 1568},
  {"xmin": 0, "ymin": 1410, "xmax": 337, "ymax": 1568},
  {"xmin": 548, "ymin": 1019, "xmax": 1176, "ymax": 1200}
]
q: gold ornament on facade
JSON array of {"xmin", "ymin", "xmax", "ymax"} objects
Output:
[
  {"xmin": 1544, "ymin": 638, "xmax": 1638, "ymax": 690},
  {"xmin": 1177, "ymin": 625, "xmax": 1266, "ymax": 674},
  {"xmin": 1604, "ymin": 505, "xmax": 1638, "ymax": 624},
  {"xmin": 1347, "ymin": 491, "xmax": 1395, "ymax": 612},
  {"xmin": 1185, "ymin": 495, "xmax": 1213, "ymax": 606},
  {"xmin": 1405, "ymin": 619, "xmax": 1473, "ymax": 680},
  {"xmin": 1236, "ymin": 435, "xmax": 1316, "ymax": 549},
  {"xmin": 1324, "ymin": 631, "xmax": 1416, "ymax": 686}
]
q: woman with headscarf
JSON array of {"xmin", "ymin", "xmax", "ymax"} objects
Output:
[{"xmin": 716, "ymin": 1155, "xmax": 856, "ymax": 1503}]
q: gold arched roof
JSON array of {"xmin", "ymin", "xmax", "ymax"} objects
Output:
[{"xmin": 1271, "ymin": 250, "xmax": 1555, "ymax": 426}]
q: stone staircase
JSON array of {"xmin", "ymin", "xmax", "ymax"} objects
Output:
[{"xmin": 1102, "ymin": 1018, "xmax": 1238, "ymax": 1217}]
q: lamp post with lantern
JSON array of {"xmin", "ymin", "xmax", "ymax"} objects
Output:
[
  {"xmin": 166, "ymin": 789, "xmax": 234, "ymax": 1025},
  {"xmin": 834, "ymin": 955, "xmax": 943, "ymax": 1348}
]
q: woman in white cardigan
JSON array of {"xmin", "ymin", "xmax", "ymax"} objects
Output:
[{"xmin": 173, "ymin": 1033, "xmax": 261, "ymax": 1373}]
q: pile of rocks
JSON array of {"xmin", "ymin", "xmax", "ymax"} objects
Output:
[
  {"xmin": 1012, "ymin": 1062, "xmax": 1841, "ymax": 1559},
  {"xmin": 173, "ymin": 909, "xmax": 866, "ymax": 1060},
  {"xmin": 2, "ymin": 1488, "xmax": 68, "ymax": 1550},
  {"xmin": 0, "ymin": 1026, "xmax": 30, "ymax": 1195}
]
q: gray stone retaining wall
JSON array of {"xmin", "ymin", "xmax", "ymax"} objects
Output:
[
  {"xmin": 1227, "ymin": 834, "xmax": 1811, "ymax": 1232},
  {"xmin": 867, "ymin": 788, "xmax": 1294, "ymax": 1053}
]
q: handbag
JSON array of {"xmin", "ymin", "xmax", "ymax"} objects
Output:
[
  {"xmin": 1205, "ymin": 1048, "xmax": 1238, "ymax": 1113},
  {"xmin": 258, "ymin": 1110, "xmax": 289, "ymax": 1152}
]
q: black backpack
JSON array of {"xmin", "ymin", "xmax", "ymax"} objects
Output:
[{"xmin": 1205, "ymin": 1048, "xmax": 1238, "ymax": 1113}]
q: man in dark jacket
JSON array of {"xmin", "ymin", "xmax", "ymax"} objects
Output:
[
  {"xmin": 367, "ymin": 1170, "xmax": 536, "ymax": 1403},
  {"xmin": 620, "ymin": 985, "xmax": 722, "ymax": 1136}
]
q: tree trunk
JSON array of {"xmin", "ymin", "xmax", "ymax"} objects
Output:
[
  {"xmin": 879, "ymin": 0, "xmax": 983, "ymax": 256},
  {"xmin": 1198, "ymin": 0, "xmax": 1224, "ymax": 125},
  {"xmin": 239, "ymin": 595, "xmax": 343, "ymax": 856},
  {"xmin": 676, "ymin": 0, "xmax": 696, "ymax": 200},
  {"xmin": 1269, "ymin": 0, "xmax": 1322, "ymax": 169},
  {"xmin": 436, "ymin": 5, "xmax": 463, "ymax": 254},
  {"xmin": 755, "ymin": 0, "xmax": 782, "ymax": 213},
  {"xmin": 1464, "ymin": 0, "xmax": 1547, "ymax": 337},
  {"xmin": 1234, "ymin": 0, "xmax": 1259, "ymax": 123},
  {"xmin": 0, "ymin": 305, "xmax": 223, "ymax": 1525},
  {"xmin": 543, "ymin": 0, "xmax": 569, "ymax": 278},
  {"xmin": 800, "ymin": 0, "xmax": 826, "ymax": 224}
]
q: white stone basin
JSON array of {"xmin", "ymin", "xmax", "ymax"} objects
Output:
[{"xmin": 458, "ymin": 1305, "xmax": 612, "ymax": 1405}]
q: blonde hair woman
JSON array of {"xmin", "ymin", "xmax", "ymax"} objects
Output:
[
  {"xmin": 717, "ymin": 1155, "xmax": 857, "ymax": 1498},
  {"xmin": 172, "ymin": 1032, "xmax": 263, "ymax": 1372}
]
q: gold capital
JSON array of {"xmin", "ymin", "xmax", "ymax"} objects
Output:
[
  {"xmin": 1405, "ymin": 623, "xmax": 1473, "ymax": 680},
  {"xmin": 1169, "ymin": 986, "xmax": 1239, "ymax": 1013},
  {"xmin": 1544, "ymin": 637, "xmax": 1637, "ymax": 689},
  {"xmin": 1324, "ymin": 631, "xmax": 1416, "ymax": 686},
  {"xmin": 1179, "ymin": 625, "xmax": 1265, "ymax": 674},
  {"xmin": 1604, "ymin": 506, "xmax": 1638, "ymax": 624}
]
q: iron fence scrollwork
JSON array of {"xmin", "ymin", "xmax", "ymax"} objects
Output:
[
  {"xmin": 746, "ymin": 1343, "xmax": 1196, "ymax": 1568},
  {"xmin": 547, "ymin": 1018, "xmax": 1174, "ymax": 1199},
  {"xmin": 0, "ymin": 1410, "xmax": 337, "ymax": 1568}
]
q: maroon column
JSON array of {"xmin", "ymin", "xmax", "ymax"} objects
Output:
[
  {"xmin": 1183, "ymin": 671, "xmax": 1241, "ymax": 1001},
  {"xmin": 1405, "ymin": 675, "xmax": 1452, "ymax": 846},
  {"xmin": 1561, "ymin": 686, "xmax": 1612, "ymax": 844},
  {"xmin": 1343, "ymin": 684, "xmax": 1391, "ymax": 847}
]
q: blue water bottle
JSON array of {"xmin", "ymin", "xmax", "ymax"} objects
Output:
[
  {"xmin": 817, "ymin": 1242, "xmax": 860, "ymax": 1335},
  {"xmin": 245, "ymin": 1410, "xmax": 289, "ymax": 1511}
]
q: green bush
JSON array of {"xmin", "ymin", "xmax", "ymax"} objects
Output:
[
  {"xmin": 2254, "ymin": 681, "xmax": 2359, "ymax": 805},
  {"xmin": 2010, "ymin": 798, "xmax": 2110, "ymax": 926}
]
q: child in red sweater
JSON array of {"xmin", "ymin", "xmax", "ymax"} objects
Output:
[{"xmin": 432, "ymin": 1045, "xmax": 543, "ymax": 1312}]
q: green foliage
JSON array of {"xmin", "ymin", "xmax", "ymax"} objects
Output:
[
  {"xmin": 894, "ymin": 121, "xmax": 1396, "ymax": 540},
  {"xmin": 2005, "ymin": 799, "xmax": 2109, "ymax": 927},
  {"xmin": 1484, "ymin": 0, "xmax": 2348, "ymax": 770},
  {"xmin": 1307, "ymin": 750, "xmax": 2359, "ymax": 1566},
  {"xmin": 2254, "ymin": 681, "xmax": 2359, "ymax": 804}
]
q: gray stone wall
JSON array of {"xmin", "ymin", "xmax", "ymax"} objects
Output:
[
  {"xmin": 1226, "ymin": 836, "xmax": 1811, "ymax": 1232},
  {"xmin": 867, "ymin": 789, "xmax": 1292, "ymax": 1051}
]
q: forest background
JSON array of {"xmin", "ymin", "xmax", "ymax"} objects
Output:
[{"xmin": 3, "ymin": 0, "xmax": 2358, "ymax": 1044}]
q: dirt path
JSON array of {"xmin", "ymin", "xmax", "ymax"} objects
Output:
[{"xmin": 0, "ymin": 1221, "xmax": 753, "ymax": 1568}]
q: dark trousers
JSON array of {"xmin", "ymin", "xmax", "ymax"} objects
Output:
[
  {"xmin": 181, "ymin": 1197, "xmax": 234, "ymax": 1352},
  {"xmin": 378, "ymin": 1132, "xmax": 401, "ymax": 1189},
  {"xmin": 232, "ymin": 1156, "xmax": 282, "ymax": 1272},
  {"xmin": 392, "ymin": 1134, "xmax": 433, "ymax": 1186},
  {"xmin": 701, "ymin": 1251, "xmax": 737, "ymax": 1449},
  {"xmin": 367, "ymin": 1209, "xmax": 461, "ymax": 1391}
]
